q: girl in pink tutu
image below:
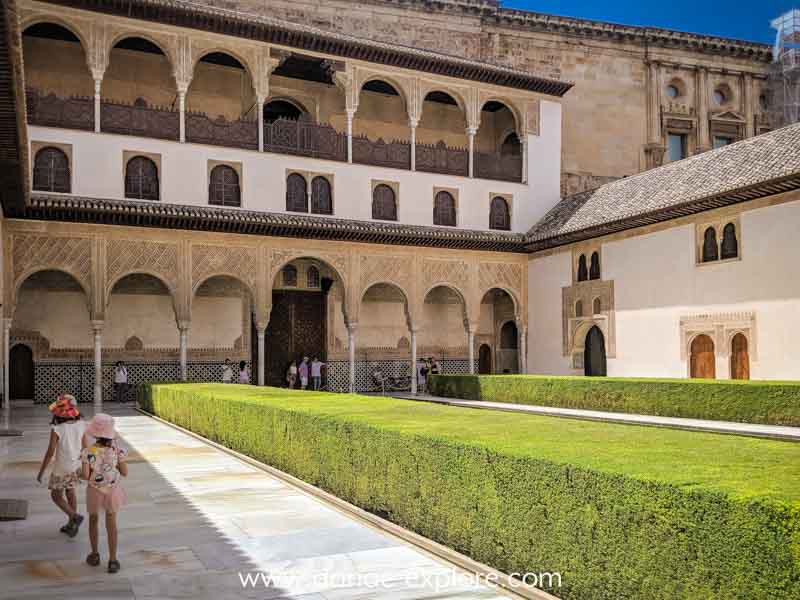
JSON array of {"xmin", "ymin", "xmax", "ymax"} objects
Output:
[{"xmin": 80, "ymin": 413, "xmax": 128, "ymax": 573}]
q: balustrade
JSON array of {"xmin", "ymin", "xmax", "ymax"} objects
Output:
[
  {"xmin": 101, "ymin": 99, "xmax": 179, "ymax": 141},
  {"xmin": 415, "ymin": 140, "xmax": 468, "ymax": 177},
  {"xmin": 475, "ymin": 151, "xmax": 523, "ymax": 183},
  {"xmin": 26, "ymin": 88, "xmax": 94, "ymax": 131},
  {"xmin": 352, "ymin": 136, "xmax": 411, "ymax": 170},
  {"xmin": 185, "ymin": 111, "xmax": 258, "ymax": 151},
  {"xmin": 264, "ymin": 117, "xmax": 347, "ymax": 162}
]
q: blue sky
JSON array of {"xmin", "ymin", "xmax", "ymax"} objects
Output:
[{"xmin": 502, "ymin": 1, "xmax": 792, "ymax": 44}]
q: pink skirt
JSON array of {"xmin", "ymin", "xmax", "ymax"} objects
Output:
[{"xmin": 86, "ymin": 484, "xmax": 127, "ymax": 514}]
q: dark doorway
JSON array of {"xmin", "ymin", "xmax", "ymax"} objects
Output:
[
  {"xmin": 730, "ymin": 333, "xmax": 749, "ymax": 380},
  {"xmin": 478, "ymin": 344, "xmax": 492, "ymax": 374},
  {"xmin": 690, "ymin": 334, "xmax": 715, "ymax": 379},
  {"xmin": 583, "ymin": 326, "xmax": 607, "ymax": 377},
  {"xmin": 10, "ymin": 344, "xmax": 34, "ymax": 400},
  {"xmin": 265, "ymin": 290, "xmax": 326, "ymax": 387}
]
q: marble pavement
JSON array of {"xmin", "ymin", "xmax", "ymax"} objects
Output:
[{"xmin": 0, "ymin": 404, "xmax": 515, "ymax": 600}]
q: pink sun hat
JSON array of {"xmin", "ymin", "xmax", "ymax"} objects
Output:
[{"xmin": 86, "ymin": 413, "xmax": 117, "ymax": 439}]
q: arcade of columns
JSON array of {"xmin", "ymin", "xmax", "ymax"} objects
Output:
[{"xmin": 1, "ymin": 220, "xmax": 529, "ymax": 411}]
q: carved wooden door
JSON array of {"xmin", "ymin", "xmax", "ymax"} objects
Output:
[
  {"xmin": 690, "ymin": 334, "xmax": 715, "ymax": 379},
  {"xmin": 10, "ymin": 344, "xmax": 34, "ymax": 400},
  {"xmin": 730, "ymin": 333, "xmax": 750, "ymax": 380},
  {"xmin": 265, "ymin": 291, "xmax": 326, "ymax": 387}
]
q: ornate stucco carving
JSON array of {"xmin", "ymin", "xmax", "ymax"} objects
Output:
[
  {"xmin": 191, "ymin": 243, "xmax": 258, "ymax": 297},
  {"xmin": 679, "ymin": 312, "xmax": 757, "ymax": 361},
  {"xmin": 359, "ymin": 254, "xmax": 412, "ymax": 299},
  {"xmin": 12, "ymin": 234, "xmax": 93, "ymax": 293},
  {"xmin": 105, "ymin": 239, "xmax": 179, "ymax": 294},
  {"xmin": 562, "ymin": 279, "xmax": 616, "ymax": 359},
  {"xmin": 478, "ymin": 261, "xmax": 523, "ymax": 310}
]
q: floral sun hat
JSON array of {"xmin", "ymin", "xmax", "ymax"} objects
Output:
[
  {"xmin": 48, "ymin": 394, "xmax": 79, "ymax": 419},
  {"xmin": 86, "ymin": 413, "xmax": 117, "ymax": 439}
]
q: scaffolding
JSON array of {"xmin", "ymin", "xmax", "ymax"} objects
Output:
[{"xmin": 769, "ymin": 9, "xmax": 800, "ymax": 127}]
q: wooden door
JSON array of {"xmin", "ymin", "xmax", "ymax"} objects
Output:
[
  {"xmin": 478, "ymin": 344, "xmax": 492, "ymax": 374},
  {"xmin": 265, "ymin": 291, "xmax": 326, "ymax": 387},
  {"xmin": 690, "ymin": 334, "xmax": 716, "ymax": 379},
  {"xmin": 583, "ymin": 326, "xmax": 607, "ymax": 377},
  {"xmin": 730, "ymin": 333, "xmax": 750, "ymax": 380},
  {"xmin": 10, "ymin": 344, "xmax": 34, "ymax": 400}
]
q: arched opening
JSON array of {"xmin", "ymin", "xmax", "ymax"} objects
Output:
[
  {"xmin": 730, "ymin": 333, "xmax": 750, "ymax": 380},
  {"xmin": 577, "ymin": 254, "xmax": 588, "ymax": 282},
  {"xmin": 13, "ymin": 270, "xmax": 92, "ymax": 403},
  {"xmin": 353, "ymin": 80, "xmax": 411, "ymax": 169},
  {"xmin": 360, "ymin": 282, "xmax": 413, "ymax": 390},
  {"xmin": 186, "ymin": 51, "xmax": 257, "ymax": 149},
  {"xmin": 480, "ymin": 288, "xmax": 518, "ymax": 373},
  {"xmin": 10, "ymin": 344, "xmax": 35, "ymax": 401},
  {"xmin": 192, "ymin": 275, "xmax": 254, "ymax": 384},
  {"xmin": 286, "ymin": 172, "xmax": 308, "ymax": 213},
  {"xmin": 690, "ymin": 334, "xmax": 716, "ymax": 379},
  {"xmin": 209, "ymin": 165, "xmax": 241, "ymax": 207},
  {"xmin": 721, "ymin": 223, "xmax": 738, "ymax": 260},
  {"xmin": 589, "ymin": 252, "xmax": 601, "ymax": 280},
  {"xmin": 489, "ymin": 196, "xmax": 511, "ymax": 231},
  {"xmin": 372, "ymin": 184, "xmax": 397, "ymax": 221},
  {"xmin": 433, "ymin": 190, "xmax": 457, "ymax": 226},
  {"xmin": 702, "ymin": 227, "xmax": 719, "ymax": 262},
  {"xmin": 102, "ymin": 36, "xmax": 178, "ymax": 139},
  {"xmin": 478, "ymin": 344, "xmax": 492, "ymax": 374},
  {"xmin": 416, "ymin": 90, "xmax": 468, "ymax": 176},
  {"xmin": 267, "ymin": 258, "xmax": 344, "ymax": 388},
  {"xmin": 584, "ymin": 326, "xmax": 607, "ymax": 377},
  {"xmin": 475, "ymin": 100, "xmax": 522, "ymax": 182},
  {"xmin": 575, "ymin": 300, "xmax": 584, "ymax": 318},
  {"xmin": 263, "ymin": 99, "xmax": 305, "ymax": 124},
  {"xmin": 23, "ymin": 22, "xmax": 94, "ymax": 130},
  {"xmin": 124, "ymin": 156, "xmax": 159, "ymax": 200},
  {"xmin": 311, "ymin": 176, "xmax": 333, "ymax": 215},
  {"xmin": 33, "ymin": 147, "xmax": 70, "ymax": 193},
  {"xmin": 593, "ymin": 297, "xmax": 602, "ymax": 315},
  {"xmin": 421, "ymin": 285, "xmax": 469, "ymax": 374}
]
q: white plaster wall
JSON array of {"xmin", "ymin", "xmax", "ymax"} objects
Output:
[
  {"xmin": 14, "ymin": 290, "xmax": 93, "ymax": 347},
  {"xmin": 527, "ymin": 250, "xmax": 573, "ymax": 374},
  {"xmin": 28, "ymin": 110, "xmax": 561, "ymax": 234},
  {"xmin": 527, "ymin": 198, "xmax": 800, "ymax": 380}
]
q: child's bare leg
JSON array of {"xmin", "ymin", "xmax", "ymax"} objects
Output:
[
  {"xmin": 106, "ymin": 512, "xmax": 118, "ymax": 561},
  {"xmin": 89, "ymin": 514, "xmax": 99, "ymax": 554},
  {"xmin": 50, "ymin": 489, "xmax": 76, "ymax": 517},
  {"xmin": 65, "ymin": 488, "xmax": 78, "ymax": 514}
]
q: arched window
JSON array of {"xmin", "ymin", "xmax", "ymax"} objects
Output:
[
  {"xmin": 500, "ymin": 132, "xmax": 521, "ymax": 156},
  {"xmin": 433, "ymin": 190, "xmax": 456, "ymax": 226},
  {"xmin": 593, "ymin": 297, "xmax": 602, "ymax": 315},
  {"xmin": 589, "ymin": 252, "xmax": 601, "ymax": 280},
  {"xmin": 310, "ymin": 176, "xmax": 332, "ymax": 215},
  {"xmin": 702, "ymin": 227, "xmax": 719, "ymax": 262},
  {"xmin": 372, "ymin": 184, "xmax": 397, "ymax": 221},
  {"xmin": 33, "ymin": 147, "xmax": 70, "ymax": 193},
  {"xmin": 577, "ymin": 255, "xmax": 588, "ymax": 282},
  {"xmin": 133, "ymin": 97, "xmax": 149, "ymax": 108},
  {"xmin": 307, "ymin": 266, "xmax": 320, "ymax": 288},
  {"xmin": 282, "ymin": 265, "xmax": 297, "ymax": 287},
  {"xmin": 721, "ymin": 223, "xmax": 738, "ymax": 260},
  {"xmin": 124, "ymin": 156, "xmax": 159, "ymax": 201},
  {"xmin": 575, "ymin": 300, "xmax": 583, "ymax": 318},
  {"xmin": 500, "ymin": 321, "xmax": 518, "ymax": 349},
  {"xmin": 489, "ymin": 196, "xmax": 510, "ymax": 230},
  {"xmin": 208, "ymin": 165, "xmax": 240, "ymax": 207},
  {"xmin": 286, "ymin": 173, "xmax": 308, "ymax": 213}
]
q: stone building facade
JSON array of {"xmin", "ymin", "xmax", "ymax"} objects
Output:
[{"xmin": 211, "ymin": 0, "xmax": 772, "ymax": 194}]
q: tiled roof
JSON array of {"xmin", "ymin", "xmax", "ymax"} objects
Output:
[
  {"xmin": 25, "ymin": 194, "xmax": 528, "ymax": 252},
  {"xmin": 526, "ymin": 123, "xmax": 800, "ymax": 250},
  {"xmin": 40, "ymin": 0, "xmax": 573, "ymax": 96}
]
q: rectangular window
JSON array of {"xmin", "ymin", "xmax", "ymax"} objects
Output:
[
  {"xmin": 713, "ymin": 136, "xmax": 733, "ymax": 149},
  {"xmin": 667, "ymin": 133, "xmax": 687, "ymax": 162}
]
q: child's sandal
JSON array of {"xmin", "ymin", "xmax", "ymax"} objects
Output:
[
  {"xmin": 86, "ymin": 552, "xmax": 100, "ymax": 567},
  {"xmin": 108, "ymin": 559, "xmax": 120, "ymax": 574}
]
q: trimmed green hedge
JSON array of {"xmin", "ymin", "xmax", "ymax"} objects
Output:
[
  {"xmin": 140, "ymin": 383, "xmax": 800, "ymax": 600},
  {"xmin": 428, "ymin": 375, "xmax": 800, "ymax": 426}
]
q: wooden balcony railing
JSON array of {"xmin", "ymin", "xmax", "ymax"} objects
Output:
[
  {"xmin": 26, "ymin": 88, "xmax": 94, "ymax": 131},
  {"xmin": 185, "ymin": 111, "xmax": 258, "ymax": 151},
  {"xmin": 475, "ymin": 151, "xmax": 523, "ymax": 182},
  {"xmin": 264, "ymin": 117, "xmax": 347, "ymax": 162},
  {"xmin": 352, "ymin": 136, "xmax": 411, "ymax": 170},
  {"xmin": 100, "ymin": 99, "xmax": 179, "ymax": 141},
  {"xmin": 415, "ymin": 141, "xmax": 468, "ymax": 177}
]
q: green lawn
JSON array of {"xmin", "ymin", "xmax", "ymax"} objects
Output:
[{"xmin": 160, "ymin": 384, "xmax": 800, "ymax": 504}]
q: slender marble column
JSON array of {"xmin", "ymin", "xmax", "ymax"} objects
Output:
[
  {"xmin": 257, "ymin": 326, "xmax": 266, "ymax": 386},
  {"xmin": 466, "ymin": 127, "xmax": 477, "ymax": 178},
  {"xmin": 257, "ymin": 99, "xmax": 265, "ymax": 152},
  {"xmin": 178, "ymin": 322, "xmax": 189, "ymax": 381},
  {"xmin": 517, "ymin": 321, "xmax": 527, "ymax": 374},
  {"xmin": 2, "ymin": 319, "xmax": 10, "ymax": 418},
  {"xmin": 346, "ymin": 109, "xmax": 355, "ymax": 163},
  {"xmin": 521, "ymin": 136, "xmax": 529, "ymax": 184},
  {"xmin": 93, "ymin": 78, "xmax": 102, "ymax": 133},
  {"xmin": 468, "ymin": 329, "xmax": 476, "ymax": 374},
  {"xmin": 348, "ymin": 324, "xmax": 357, "ymax": 393},
  {"xmin": 92, "ymin": 321, "xmax": 103, "ymax": 409},
  {"xmin": 179, "ymin": 91, "xmax": 187, "ymax": 143},
  {"xmin": 410, "ymin": 329, "xmax": 418, "ymax": 394},
  {"xmin": 410, "ymin": 119, "xmax": 418, "ymax": 171}
]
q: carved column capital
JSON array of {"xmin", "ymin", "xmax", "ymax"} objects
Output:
[{"xmin": 90, "ymin": 319, "xmax": 104, "ymax": 334}]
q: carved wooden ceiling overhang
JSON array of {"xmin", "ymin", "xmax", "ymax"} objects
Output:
[
  {"xmin": 37, "ymin": 0, "xmax": 574, "ymax": 96},
  {"xmin": 0, "ymin": 0, "xmax": 29, "ymax": 216},
  {"xmin": 24, "ymin": 194, "xmax": 529, "ymax": 253}
]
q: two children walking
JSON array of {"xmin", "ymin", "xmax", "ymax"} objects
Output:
[{"xmin": 37, "ymin": 395, "xmax": 129, "ymax": 574}]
